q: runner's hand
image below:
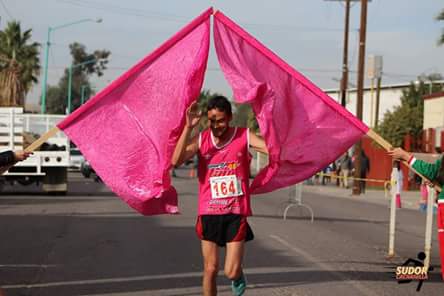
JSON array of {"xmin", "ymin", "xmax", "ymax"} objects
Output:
[
  {"xmin": 424, "ymin": 180, "xmax": 434, "ymax": 187},
  {"xmin": 186, "ymin": 101, "xmax": 201, "ymax": 128},
  {"xmin": 388, "ymin": 148, "xmax": 411, "ymax": 162},
  {"xmin": 14, "ymin": 150, "xmax": 32, "ymax": 161}
]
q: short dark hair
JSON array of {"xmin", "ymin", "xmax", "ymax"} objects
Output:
[{"xmin": 207, "ymin": 96, "xmax": 232, "ymax": 116}]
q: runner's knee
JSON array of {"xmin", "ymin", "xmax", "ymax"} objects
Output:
[
  {"xmin": 204, "ymin": 263, "xmax": 219, "ymax": 278},
  {"xmin": 224, "ymin": 265, "xmax": 242, "ymax": 280}
]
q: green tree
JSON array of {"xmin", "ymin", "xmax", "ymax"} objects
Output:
[
  {"xmin": 46, "ymin": 42, "xmax": 110, "ymax": 114},
  {"xmin": 376, "ymin": 74, "xmax": 444, "ymax": 147},
  {"xmin": 232, "ymin": 103, "xmax": 250, "ymax": 127},
  {"xmin": 0, "ymin": 21, "xmax": 40, "ymax": 107},
  {"xmin": 437, "ymin": 8, "xmax": 444, "ymax": 45},
  {"xmin": 232, "ymin": 102, "xmax": 259, "ymax": 132}
]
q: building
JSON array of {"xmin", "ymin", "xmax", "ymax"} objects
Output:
[
  {"xmin": 423, "ymin": 91, "xmax": 444, "ymax": 152},
  {"xmin": 423, "ymin": 91, "xmax": 444, "ymax": 129},
  {"xmin": 324, "ymin": 80, "xmax": 444, "ymax": 128}
]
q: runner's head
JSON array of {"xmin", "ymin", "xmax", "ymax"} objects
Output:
[{"xmin": 207, "ymin": 96, "xmax": 232, "ymax": 138}]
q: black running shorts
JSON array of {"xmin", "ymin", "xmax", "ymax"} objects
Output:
[{"xmin": 195, "ymin": 214, "xmax": 254, "ymax": 247}]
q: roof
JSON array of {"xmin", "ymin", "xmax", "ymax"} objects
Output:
[
  {"xmin": 324, "ymin": 80, "xmax": 444, "ymax": 93},
  {"xmin": 423, "ymin": 91, "xmax": 444, "ymax": 100}
]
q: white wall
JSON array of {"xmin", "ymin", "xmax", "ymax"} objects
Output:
[
  {"xmin": 325, "ymin": 87, "xmax": 405, "ymax": 128},
  {"xmin": 423, "ymin": 96, "xmax": 444, "ymax": 129}
]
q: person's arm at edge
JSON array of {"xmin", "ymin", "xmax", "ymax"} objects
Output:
[
  {"xmin": 0, "ymin": 150, "xmax": 15, "ymax": 167},
  {"xmin": 171, "ymin": 127, "xmax": 198, "ymax": 167},
  {"xmin": 388, "ymin": 147, "xmax": 439, "ymax": 182},
  {"xmin": 0, "ymin": 150, "xmax": 32, "ymax": 175}
]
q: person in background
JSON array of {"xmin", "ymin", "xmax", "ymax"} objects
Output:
[
  {"xmin": 419, "ymin": 179, "xmax": 429, "ymax": 212},
  {"xmin": 339, "ymin": 153, "xmax": 351, "ymax": 189},
  {"xmin": 359, "ymin": 150, "xmax": 370, "ymax": 194}
]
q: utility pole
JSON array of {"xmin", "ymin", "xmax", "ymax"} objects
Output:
[
  {"xmin": 374, "ymin": 75, "xmax": 382, "ymax": 127},
  {"xmin": 352, "ymin": 0, "xmax": 368, "ymax": 195},
  {"xmin": 325, "ymin": 0, "xmax": 372, "ymax": 106},
  {"xmin": 340, "ymin": 0, "xmax": 351, "ymax": 107},
  {"xmin": 325, "ymin": 0, "xmax": 353, "ymax": 107},
  {"xmin": 367, "ymin": 54, "xmax": 383, "ymax": 127}
]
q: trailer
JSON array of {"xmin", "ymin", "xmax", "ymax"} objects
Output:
[{"xmin": 0, "ymin": 107, "xmax": 69, "ymax": 193}]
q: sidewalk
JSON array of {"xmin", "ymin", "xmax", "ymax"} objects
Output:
[{"xmin": 302, "ymin": 183, "xmax": 428, "ymax": 211}]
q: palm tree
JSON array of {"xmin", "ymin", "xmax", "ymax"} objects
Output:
[
  {"xmin": 0, "ymin": 21, "xmax": 40, "ymax": 107},
  {"xmin": 438, "ymin": 9, "xmax": 444, "ymax": 45}
]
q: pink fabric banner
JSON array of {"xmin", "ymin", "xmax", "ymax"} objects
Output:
[
  {"xmin": 213, "ymin": 11, "xmax": 369, "ymax": 194},
  {"xmin": 58, "ymin": 8, "xmax": 212, "ymax": 215}
]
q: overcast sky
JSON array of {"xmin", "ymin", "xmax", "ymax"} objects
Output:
[{"xmin": 3, "ymin": 0, "xmax": 444, "ymax": 105}]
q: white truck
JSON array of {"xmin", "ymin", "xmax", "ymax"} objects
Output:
[{"xmin": 0, "ymin": 107, "xmax": 69, "ymax": 194}]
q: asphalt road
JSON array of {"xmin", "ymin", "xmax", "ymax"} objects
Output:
[{"xmin": 0, "ymin": 170, "xmax": 442, "ymax": 295}]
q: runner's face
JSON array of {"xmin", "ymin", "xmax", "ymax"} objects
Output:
[{"xmin": 207, "ymin": 108, "xmax": 231, "ymax": 138}]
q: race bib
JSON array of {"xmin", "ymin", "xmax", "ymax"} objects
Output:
[{"xmin": 209, "ymin": 175, "xmax": 243, "ymax": 199}]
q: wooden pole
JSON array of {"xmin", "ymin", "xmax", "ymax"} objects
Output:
[
  {"xmin": 25, "ymin": 126, "xmax": 60, "ymax": 153},
  {"xmin": 1, "ymin": 127, "xmax": 60, "ymax": 175},
  {"xmin": 352, "ymin": 0, "xmax": 368, "ymax": 195},
  {"xmin": 340, "ymin": 0, "xmax": 351, "ymax": 107},
  {"xmin": 374, "ymin": 76, "xmax": 382, "ymax": 128}
]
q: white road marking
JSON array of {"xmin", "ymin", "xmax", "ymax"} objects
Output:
[
  {"xmin": 2, "ymin": 267, "xmax": 308, "ymax": 289},
  {"xmin": 269, "ymin": 234, "xmax": 378, "ymax": 296}
]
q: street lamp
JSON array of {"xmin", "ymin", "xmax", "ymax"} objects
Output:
[
  {"xmin": 67, "ymin": 58, "xmax": 98, "ymax": 114},
  {"xmin": 80, "ymin": 84, "xmax": 95, "ymax": 105},
  {"xmin": 80, "ymin": 85, "xmax": 88, "ymax": 105},
  {"xmin": 40, "ymin": 18, "xmax": 102, "ymax": 114}
]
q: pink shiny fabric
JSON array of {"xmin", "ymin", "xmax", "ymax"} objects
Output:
[
  {"xmin": 58, "ymin": 8, "xmax": 212, "ymax": 215},
  {"xmin": 197, "ymin": 127, "xmax": 252, "ymax": 216},
  {"xmin": 213, "ymin": 12, "xmax": 369, "ymax": 194}
]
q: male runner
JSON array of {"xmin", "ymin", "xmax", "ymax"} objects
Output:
[{"xmin": 172, "ymin": 96, "xmax": 268, "ymax": 296}]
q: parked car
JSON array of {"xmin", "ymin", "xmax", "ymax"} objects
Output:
[
  {"xmin": 69, "ymin": 148, "xmax": 85, "ymax": 171},
  {"xmin": 81, "ymin": 160, "xmax": 93, "ymax": 178},
  {"xmin": 81, "ymin": 161, "xmax": 102, "ymax": 182}
]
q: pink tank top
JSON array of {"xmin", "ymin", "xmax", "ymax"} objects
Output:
[{"xmin": 197, "ymin": 127, "xmax": 252, "ymax": 216}]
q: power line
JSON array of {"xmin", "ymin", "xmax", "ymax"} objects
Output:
[
  {"xmin": 382, "ymin": 72, "xmax": 418, "ymax": 78},
  {"xmin": 57, "ymin": 0, "xmax": 188, "ymax": 23},
  {"xmin": 63, "ymin": 0, "xmax": 188, "ymax": 20},
  {"xmin": 57, "ymin": 0, "xmax": 351, "ymax": 33},
  {"xmin": 0, "ymin": 0, "xmax": 13, "ymax": 21},
  {"xmin": 47, "ymin": 64, "xmax": 352, "ymax": 75},
  {"xmin": 241, "ymin": 22, "xmax": 347, "ymax": 32}
]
